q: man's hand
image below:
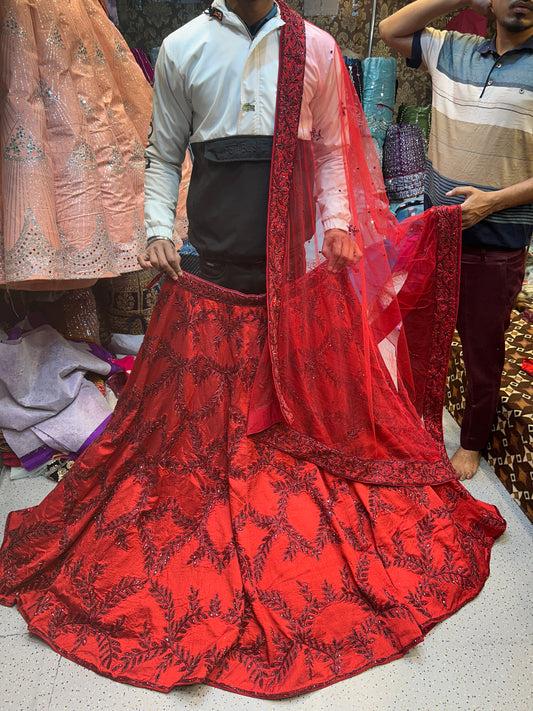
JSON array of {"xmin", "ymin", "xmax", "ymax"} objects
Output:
[
  {"xmin": 446, "ymin": 186, "xmax": 497, "ymax": 230},
  {"xmin": 469, "ymin": 0, "xmax": 494, "ymax": 19},
  {"xmin": 138, "ymin": 239, "xmax": 182, "ymax": 281},
  {"xmin": 321, "ymin": 229, "xmax": 363, "ymax": 273}
]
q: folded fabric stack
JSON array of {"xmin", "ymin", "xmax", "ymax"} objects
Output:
[
  {"xmin": 0, "ymin": 319, "xmax": 132, "ymax": 480},
  {"xmin": 382, "ymin": 122, "xmax": 426, "ymax": 202},
  {"xmin": 93, "ymin": 269, "xmax": 161, "ymax": 339}
]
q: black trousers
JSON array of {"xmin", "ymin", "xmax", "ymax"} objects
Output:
[{"xmin": 457, "ymin": 246, "xmax": 527, "ymax": 450}]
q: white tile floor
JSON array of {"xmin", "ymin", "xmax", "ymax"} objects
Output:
[{"xmin": 0, "ymin": 410, "xmax": 531, "ymax": 711}]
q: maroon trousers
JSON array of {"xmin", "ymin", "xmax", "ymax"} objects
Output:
[{"xmin": 457, "ymin": 246, "xmax": 527, "ymax": 451}]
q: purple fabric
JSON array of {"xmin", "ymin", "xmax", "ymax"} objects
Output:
[
  {"xmin": 20, "ymin": 445, "xmax": 57, "ymax": 472},
  {"xmin": 0, "ymin": 325, "xmax": 113, "ymax": 460},
  {"xmin": 131, "ymin": 48, "xmax": 154, "ymax": 85},
  {"xmin": 72, "ymin": 339, "xmax": 123, "ymax": 375},
  {"xmin": 7, "ymin": 327, "xmax": 23, "ymax": 341},
  {"xmin": 75, "ymin": 415, "xmax": 112, "ymax": 457}
]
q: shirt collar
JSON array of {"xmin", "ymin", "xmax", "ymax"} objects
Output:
[
  {"xmin": 208, "ymin": 0, "xmax": 283, "ymax": 33},
  {"xmin": 211, "ymin": 0, "xmax": 280, "ymax": 20},
  {"xmin": 477, "ymin": 33, "xmax": 533, "ymax": 55}
]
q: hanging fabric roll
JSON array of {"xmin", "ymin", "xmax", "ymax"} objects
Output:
[
  {"xmin": 362, "ymin": 57, "xmax": 397, "ymax": 152},
  {"xmin": 343, "ymin": 56, "xmax": 364, "ymax": 102}
]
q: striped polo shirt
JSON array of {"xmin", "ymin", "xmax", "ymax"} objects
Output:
[{"xmin": 409, "ymin": 28, "xmax": 533, "ymax": 249}]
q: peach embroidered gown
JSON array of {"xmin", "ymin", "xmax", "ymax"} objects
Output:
[{"xmin": 0, "ymin": 0, "xmax": 152, "ymax": 291}]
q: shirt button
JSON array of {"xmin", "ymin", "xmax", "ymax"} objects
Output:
[
  {"xmin": 488, "ymin": 79, "xmax": 493, "ymax": 85},
  {"xmin": 519, "ymin": 88, "xmax": 525, "ymax": 94},
  {"xmin": 496, "ymin": 62, "xmax": 502, "ymax": 68}
]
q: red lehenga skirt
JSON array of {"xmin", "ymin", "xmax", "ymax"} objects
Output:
[{"xmin": 0, "ymin": 274, "xmax": 505, "ymax": 699}]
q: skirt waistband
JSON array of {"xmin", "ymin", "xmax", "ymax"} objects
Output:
[{"xmin": 164, "ymin": 270, "xmax": 267, "ymax": 307}]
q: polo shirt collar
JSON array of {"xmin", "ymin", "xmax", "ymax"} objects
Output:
[{"xmin": 477, "ymin": 33, "xmax": 533, "ymax": 55}]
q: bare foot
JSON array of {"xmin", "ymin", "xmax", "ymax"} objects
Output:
[{"xmin": 451, "ymin": 446, "xmax": 481, "ymax": 481}]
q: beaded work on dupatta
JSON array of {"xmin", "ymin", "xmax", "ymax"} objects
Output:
[
  {"xmin": 265, "ymin": 0, "xmax": 306, "ymax": 424},
  {"xmin": 258, "ymin": 2, "xmax": 462, "ymax": 483}
]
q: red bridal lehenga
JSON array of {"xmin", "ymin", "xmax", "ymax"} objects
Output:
[{"xmin": 0, "ymin": 3, "xmax": 505, "ymax": 699}]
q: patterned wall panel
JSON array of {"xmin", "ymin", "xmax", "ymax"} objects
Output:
[{"xmin": 116, "ymin": 0, "xmax": 202, "ymax": 57}]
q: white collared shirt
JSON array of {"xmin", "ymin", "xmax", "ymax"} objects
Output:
[{"xmin": 144, "ymin": 0, "xmax": 350, "ymax": 240}]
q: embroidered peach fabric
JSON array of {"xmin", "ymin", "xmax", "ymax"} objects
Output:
[{"xmin": 0, "ymin": 0, "xmax": 153, "ymax": 290}]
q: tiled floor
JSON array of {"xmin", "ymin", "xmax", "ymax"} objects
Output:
[{"xmin": 0, "ymin": 410, "xmax": 531, "ymax": 711}]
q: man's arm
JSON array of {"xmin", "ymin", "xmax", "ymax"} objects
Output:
[
  {"xmin": 448, "ymin": 178, "xmax": 533, "ymax": 229},
  {"xmin": 306, "ymin": 43, "xmax": 362, "ymax": 272},
  {"xmin": 379, "ymin": 0, "xmax": 490, "ymax": 60},
  {"xmin": 138, "ymin": 41, "xmax": 192, "ymax": 281}
]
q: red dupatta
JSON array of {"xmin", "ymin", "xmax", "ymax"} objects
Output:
[{"xmin": 248, "ymin": 2, "xmax": 462, "ymax": 485}]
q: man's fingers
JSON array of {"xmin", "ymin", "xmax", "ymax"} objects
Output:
[
  {"xmin": 328, "ymin": 237, "xmax": 343, "ymax": 272},
  {"xmin": 352, "ymin": 242, "xmax": 363, "ymax": 265},
  {"xmin": 446, "ymin": 186, "xmax": 474, "ymax": 199},
  {"xmin": 137, "ymin": 253, "xmax": 152, "ymax": 270},
  {"xmin": 340, "ymin": 241, "xmax": 362, "ymax": 269},
  {"xmin": 161, "ymin": 241, "xmax": 183, "ymax": 277},
  {"xmin": 335, "ymin": 234, "xmax": 352, "ymax": 271},
  {"xmin": 323, "ymin": 229, "xmax": 362, "ymax": 272},
  {"xmin": 142, "ymin": 240, "xmax": 182, "ymax": 281}
]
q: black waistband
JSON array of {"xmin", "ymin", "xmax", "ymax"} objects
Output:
[
  {"xmin": 198, "ymin": 255, "xmax": 266, "ymax": 294},
  {"xmin": 199, "ymin": 254, "xmax": 267, "ymax": 265},
  {"xmin": 198, "ymin": 135, "xmax": 273, "ymax": 163},
  {"xmin": 461, "ymin": 245, "xmax": 527, "ymax": 256}
]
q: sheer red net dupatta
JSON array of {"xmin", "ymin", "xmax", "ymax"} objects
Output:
[{"xmin": 248, "ymin": 3, "xmax": 462, "ymax": 486}]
